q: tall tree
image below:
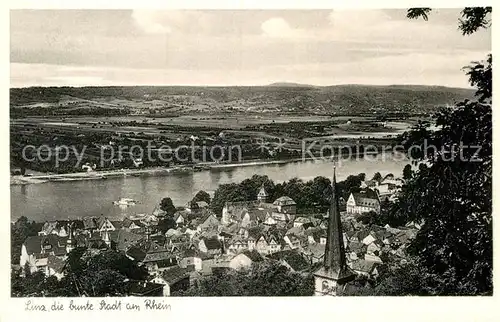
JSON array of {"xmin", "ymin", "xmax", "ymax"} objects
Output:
[
  {"xmin": 392, "ymin": 7, "xmax": 492, "ymax": 295},
  {"xmin": 159, "ymin": 197, "xmax": 176, "ymax": 215},
  {"xmin": 192, "ymin": 190, "xmax": 211, "ymax": 204}
]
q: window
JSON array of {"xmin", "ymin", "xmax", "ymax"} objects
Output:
[{"xmin": 322, "ymin": 281, "xmax": 329, "ymax": 292}]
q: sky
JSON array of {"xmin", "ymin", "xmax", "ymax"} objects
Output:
[{"xmin": 10, "ymin": 9, "xmax": 491, "ymax": 88}]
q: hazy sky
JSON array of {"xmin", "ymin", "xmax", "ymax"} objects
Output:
[{"xmin": 10, "ymin": 9, "xmax": 491, "ymax": 88}]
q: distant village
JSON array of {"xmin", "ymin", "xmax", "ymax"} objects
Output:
[{"xmin": 15, "ymin": 173, "xmax": 420, "ymax": 296}]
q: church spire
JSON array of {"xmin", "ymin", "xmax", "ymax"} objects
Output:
[{"xmin": 313, "ymin": 165, "xmax": 355, "ymax": 296}]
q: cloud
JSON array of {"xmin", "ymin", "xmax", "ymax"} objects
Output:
[
  {"xmin": 10, "ymin": 10, "xmax": 491, "ymax": 88},
  {"xmin": 261, "ymin": 18, "xmax": 294, "ymax": 37},
  {"xmin": 131, "ymin": 10, "xmax": 172, "ymax": 34}
]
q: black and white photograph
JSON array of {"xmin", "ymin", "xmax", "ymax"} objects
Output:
[{"xmin": 9, "ymin": 6, "xmax": 492, "ymax": 300}]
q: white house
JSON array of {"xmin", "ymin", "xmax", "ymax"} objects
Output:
[
  {"xmin": 229, "ymin": 250, "xmax": 264, "ymax": 270},
  {"xmin": 346, "ymin": 192, "xmax": 380, "ymax": 215}
]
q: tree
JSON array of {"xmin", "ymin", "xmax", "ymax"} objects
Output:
[
  {"xmin": 388, "ymin": 7, "xmax": 492, "ymax": 295},
  {"xmin": 192, "ymin": 190, "xmax": 211, "ymax": 204},
  {"xmin": 60, "ymin": 248, "xmax": 149, "ymax": 297},
  {"xmin": 157, "ymin": 216, "xmax": 177, "ymax": 234},
  {"xmin": 177, "ymin": 261, "xmax": 314, "ymax": 296},
  {"xmin": 159, "ymin": 197, "xmax": 176, "ymax": 215},
  {"xmin": 371, "ymin": 172, "xmax": 382, "ymax": 183},
  {"xmin": 11, "ymin": 216, "xmax": 43, "ymax": 264},
  {"xmin": 356, "ymin": 211, "xmax": 377, "ymax": 225},
  {"xmin": 402, "ymin": 164, "xmax": 413, "ymax": 181}
]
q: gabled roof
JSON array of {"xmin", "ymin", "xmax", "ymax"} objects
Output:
[
  {"xmin": 173, "ymin": 210, "xmax": 189, "ymax": 221},
  {"xmin": 273, "ymin": 196, "xmax": 296, "ymax": 206},
  {"xmin": 127, "ymin": 240, "xmax": 171, "ymax": 262},
  {"xmin": 302, "ymin": 243, "xmax": 325, "ymax": 258},
  {"xmin": 47, "ymin": 254, "xmax": 65, "ymax": 273},
  {"xmin": 351, "ymin": 193, "xmax": 379, "ymax": 207},
  {"xmin": 82, "ymin": 217, "xmax": 97, "ymax": 229},
  {"xmin": 23, "ymin": 235, "xmax": 67, "ymax": 256},
  {"xmin": 199, "ymin": 211, "xmax": 218, "ymax": 225},
  {"xmin": 286, "ymin": 226, "xmax": 305, "ymax": 237},
  {"xmin": 127, "ymin": 281, "xmax": 164, "ymax": 296},
  {"xmin": 294, "ymin": 217, "xmax": 312, "ymax": 224},
  {"xmin": 257, "ymin": 185, "xmax": 268, "ymax": 197},
  {"xmin": 347, "ymin": 241, "xmax": 367, "ymax": 254},
  {"xmin": 109, "ymin": 229, "xmax": 143, "ymax": 251},
  {"xmin": 195, "ymin": 201, "xmax": 209, "ymax": 208},
  {"xmin": 202, "ymin": 238, "xmax": 222, "ymax": 250},
  {"xmin": 249, "ymin": 209, "xmax": 269, "ymax": 222},
  {"xmin": 267, "ymin": 250, "xmax": 310, "ymax": 272},
  {"xmin": 110, "ymin": 221, "xmax": 123, "ymax": 229},
  {"xmin": 240, "ymin": 250, "xmax": 264, "ymax": 262},
  {"xmin": 351, "ymin": 259, "xmax": 378, "ymax": 273}
]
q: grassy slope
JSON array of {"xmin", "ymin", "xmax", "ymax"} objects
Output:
[{"xmin": 10, "ymin": 85, "xmax": 475, "ymax": 114}]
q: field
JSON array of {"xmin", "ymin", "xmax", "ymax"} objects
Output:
[
  {"xmin": 10, "ymin": 84, "xmax": 463, "ymax": 175},
  {"xmin": 10, "ymin": 84, "xmax": 474, "ymax": 117}
]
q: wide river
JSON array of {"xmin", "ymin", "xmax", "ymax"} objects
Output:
[{"xmin": 11, "ymin": 154, "xmax": 409, "ymax": 222}]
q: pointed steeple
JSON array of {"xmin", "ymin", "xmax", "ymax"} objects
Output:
[
  {"xmin": 313, "ymin": 165, "xmax": 355, "ymax": 296},
  {"xmin": 257, "ymin": 184, "xmax": 268, "ymax": 202},
  {"xmin": 66, "ymin": 222, "xmax": 74, "ymax": 253}
]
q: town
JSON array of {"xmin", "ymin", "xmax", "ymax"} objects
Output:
[
  {"xmin": 9, "ymin": 7, "xmax": 492, "ymax": 302},
  {"xmin": 12, "ymin": 169, "xmax": 421, "ymax": 296}
]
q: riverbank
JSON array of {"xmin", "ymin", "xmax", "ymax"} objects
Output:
[
  {"xmin": 10, "ymin": 151, "xmax": 392, "ymax": 186},
  {"xmin": 10, "ymin": 159, "xmax": 305, "ymax": 185}
]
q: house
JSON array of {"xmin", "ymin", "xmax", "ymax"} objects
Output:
[
  {"xmin": 226, "ymin": 237, "xmax": 248, "ymax": 254},
  {"xmin": 38, "ymin": 221, "xmax": 68, "ymax": 237},
  {"xmin": 229, "ymin": 250, "xmax": 264, "ymax": 270},
  {"xmin": 293, "ymin": 217, "xmax": 312, "ymax": 228},
  {"xmin": 185, "ymin": 200, "xmax": 209, "ymax": 213},
  {"xmin": 96, "ymin": 217, "xmax": 116, "ymax": 232},
  {"xmin": 304, "ymin": 227, "xmax": 326, "ymax": 245},
  {"xmin": 350, "ymin": 259, "xmax": 380, "ymax": 278},
  {"xmin": 178, "ymin": 249, "xmax": 203, "ymax": 271},
  {"xmin": 366, "ymin": 240, "xmax": 384, "ymax": 255},
  {"xmin": 301, "ymin": 244, "xmax": 325, "ymax": 264},
  {"xmin": 273, "ymin": 196, "xmax": 297, "ymax": 215},
  {"xmin": 126, "ymin": 240, "xmax": 177, "ymax": 272},
  {"xmin": 271, "ymin": 211, "xmax": 294, "ymax": 223},
  {"xmin": 347, "ymin": 241, "xmax": 367, "ymax": 258},
  {"xmin": 198, "ymin": 238, "xmax": 222, "ymax": 256},
  {"xmin": 173, "ymin": 211, "xmax": 189, "ymax": 225},
  {"xmin": 346, "ymin": 191, "xmax": 381, "ymax": 215},
  {"xmin": 109, "ymin": 229, "xmax": 143, "ymax": 252},
  {"xmin": 364, "ymin": 253, "xmax": 383, "ymax": 264},
  {"xmin": 263, "ymin": 212, "xmax": 277, "ymax": 225},
  {"xmin": 194, "ymin": 201, "xmax": 209, "ymax": 209},
  {"xmin": 257, "ymin": 185, "xmax": 269, "ymax": 202},
  {"xmin": 255, "ymin": 235, "xmax": 270, "ymax": 254},
  {"xmin": 268, "ymin": 236, "xmax": 281, "ymax": 254},
  {"xmin": 45, "ymin": 254, "xmax": 66, "ymax": 280},
  {"xmin": 362, "ymin": 232, "xmax": 377, "ymax": 246},
  {"xmin": 221, "ymin": 201, "xmax": 259, "ymax": 225},
  {"xmin": 20, "ymin": 235, "xmax": 68, "ymax": 275},
  {"xmin": 121, "ymin": 218, "xmax": 144, "ymax": 231},
  {"xmin": 127, "ymin": 281, "xmax": 165, "ymax": 296},
  {"xmin": 267, "ymin": 250, "xmax": 310, "ymax": 273},
  {"xmin": 283, "ymin": 234, "xmax": 301, "ymax": 249},
  {"xmin": 197, "ymin": 212, "xmax": 219, "ymax": 232},
  {"xmin": 201, "ymin": 257, "xmax": 231, "ymax": 275},
  {"xmin": 82, "ymin": 217, "xmax": 98, "ymax": 231}
]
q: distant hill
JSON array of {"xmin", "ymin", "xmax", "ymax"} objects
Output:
[
  {"xmin": 267, "ymin": 82, "xmax": 317, "ymax": 88},
  {"xmin": 10, "ymin": 85, "xmax": 475, "ymax": 115}
]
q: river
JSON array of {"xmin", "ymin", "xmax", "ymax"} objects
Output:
[{"xmin": 10, "ymin": 154, "xmax": 409, "ymax": 222}]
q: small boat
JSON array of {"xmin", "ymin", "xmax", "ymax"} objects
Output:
[{"xmin": 113, "ymin": 197, "xmax": 138, "ymax": 206}]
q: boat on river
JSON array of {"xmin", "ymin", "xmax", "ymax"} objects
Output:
[{"xmin": 113, "ymin": 197, "xmax": 138, "ymax": 206}]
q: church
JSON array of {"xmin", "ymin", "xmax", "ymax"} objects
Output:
[{"xmin": 313, "ymin": 167, "xmax": 356, "ymax": 296}]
